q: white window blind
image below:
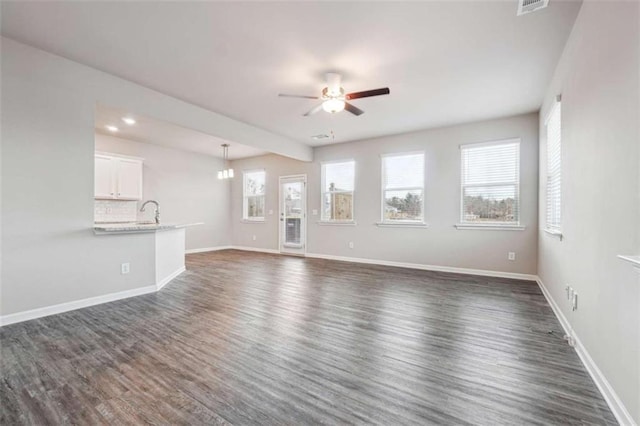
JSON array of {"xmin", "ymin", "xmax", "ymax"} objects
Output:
[
  {"xmin": 381, "ymin": 152, "xmax": 424, "ymax": 222},
  {"xmin": 243, "ymin": 170, "xmax": 265, "ymax": 221},
  {"xmin": 321, "ymin": 161, "xmax": 355, "ymax": 221},
  {"xmin": 460, "ymin": 139, "xmax": 520, "ymax": 224},
  {"xmin": 546, "ymin": 101, "xmax": 562, "ymax": 230}
]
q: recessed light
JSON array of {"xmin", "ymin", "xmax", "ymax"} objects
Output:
[
  {"xmin": 106, "ymin": 125, "xmax": 119, "ymax": 132},
  {"xmin": 121, "ymin": 117, "xmax": 136, "ymax": 125}
]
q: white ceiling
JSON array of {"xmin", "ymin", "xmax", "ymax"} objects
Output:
[
  {"xmin": 2, "ymin": 1, "xmax": 581, "ymax": 147},
  {"xmin": 95, "ymin": 104, "xmax": 267, "ymax": 160}
]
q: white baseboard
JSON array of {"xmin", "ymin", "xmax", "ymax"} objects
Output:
[
  {"xmin": 186, "ymin": 246, "xmax": 280, "ymax": 255},
  {"xmin": 230, "ymin": 245, "xmax": 281, "ymax": 255},
  {"xmin": 0, "ymin": 284, "xmax": 157, "ymax": 327},
  {"xmin": 1, "ymin": 267, "xmax": 187, "ymax": 327},
  {"xmin": 185, "ymin": 246, "xmax": 232, "ymax": 254},
  {"xmin": 536, "ymin": 277, "xmax": 635, "ymax": 426},
  {"xmin": 305, "ymin": 252, "xmax": 538, "ymax": 281},
  {"xmin": 200, "ymin": 246, "xmax": 537, "ymax": 280},
  {"xmin": 535, "ymin": 277, "xmax": 574, "ymax": 339},
  {"xmin": 156, "ymin": 266, "xmax": 186, "ymax": 291}
]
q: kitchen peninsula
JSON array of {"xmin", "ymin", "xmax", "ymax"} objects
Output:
[{"xmin": 93, "ymin": 222, "xmax": 203, "ymax": 290}]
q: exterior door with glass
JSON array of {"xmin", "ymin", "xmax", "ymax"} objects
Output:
[{"xmin": 279, "ymin": 175, "xmax": 306, "ymax": 255}]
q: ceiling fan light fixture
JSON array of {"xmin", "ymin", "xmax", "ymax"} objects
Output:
[
  {"xmin": 279, "ymin": 72, "xmax": 389, "ymax": 116},
  {"xmin": 322, "ymin": 98, "xmax": 345, "ymax": 114}
]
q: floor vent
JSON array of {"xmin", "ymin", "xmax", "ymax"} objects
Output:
[{"xmin": 517, "ymin": 0, "xmax": 549, "ymax": 16}]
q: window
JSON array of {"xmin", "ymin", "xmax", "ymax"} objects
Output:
[
  {"xmin": 381, "ymin": 152, "xmax": 424, "ymax": 223},
  {"xmin": 321, "ymin": 160, "xmax": 355, "ymax": 222},
  {"xmin": 243, "ymin": 170, "xmax": 265, "ymax": 221},
  {"xmin": 460, "ymin": 139, "xmax": 520, "ymax": 225},
  {"xmin": 546, "ymin": 100, "xmax": 562, "ymax": 231}
]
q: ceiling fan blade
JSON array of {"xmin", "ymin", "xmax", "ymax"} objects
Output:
[
  {"xmin": 345, "ymin": 87, "xmax": 390, "ymax": 100},
  {"xmin": 344, "ymin": 102, "xmax": 364, "ymax": 116},
  {"xmin": 278, "ymin": 93, "xmax": 319, "ymax": 99},
  {"xmin": 303, "ymin": 103, "xmax": 324, "ymax": 116}
]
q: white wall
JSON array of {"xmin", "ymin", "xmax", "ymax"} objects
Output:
[
  {"xmin": 95, "ymin": 133, "xmax": 230, "ymax": 250},
  {"xmin": 0, "ymin": 37, "xmax": 300, "ymax": 316},
  {"xmin": 231, "ymin": 112, "xmax": 539, "ymax": 275},
  {"xmin": 538, "ymin": 1, "xmax": 639, "ymax": 423}
]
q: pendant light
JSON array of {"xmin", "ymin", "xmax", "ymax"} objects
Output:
[{"xmin": 217, "ymin": 144, "xmax": 234, "ymax": 180}]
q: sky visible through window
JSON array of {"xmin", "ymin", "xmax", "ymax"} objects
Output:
[
  {"xmin": 384, "ymin": 154, "xmax": 423, "ymax": 189},
  {"xmin": 244, "ymin": 171, "xmax": 265, "ymax": 219},
  {"xmin": 245, "ymin": 171, "xmax": 265, "ymax": 195},
  {"xmin": 383, "ymin": 153, "xmax": 424, "ymax": 221},
  {"xmin": 324, "ymin": 161, "xmax": 354, "ymax": 191}
]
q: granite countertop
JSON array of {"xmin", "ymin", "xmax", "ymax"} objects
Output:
[{"xmin": 94, "ymin": 222, "xmax": 203, "ymax": 234}]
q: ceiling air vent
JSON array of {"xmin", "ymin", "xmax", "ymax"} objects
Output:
[
  {"xmin": 517, "ymin": 0, "xmax": 549, "ymax": 16},
  {"xmin": 311, "ymin": 134, "xmax": 330, "ymax": 141}
]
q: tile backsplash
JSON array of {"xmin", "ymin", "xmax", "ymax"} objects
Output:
[{"xmin": 95, "ymin": 200, "xmax": 138, "ymax": 223}]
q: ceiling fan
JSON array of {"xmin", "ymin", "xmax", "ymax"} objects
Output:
[{"xmin": 278, "ymin": 73, "xmax": 390, "ymax": 117}]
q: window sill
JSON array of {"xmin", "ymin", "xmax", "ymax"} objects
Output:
[
  {"xmin": 241, "ymin": 219, "xmax": 265, "ymax": 224},
  {"xmin": 544, "ymin": 228, "xmax": 563, "ymax": 240},
  {"xmin": 317, "ymin": 221, "xmax": 357, "ymax": 226},
  {"xmin": 375, "ymin": 222, "xmax": 429, "ymax": 228},
  {"xmin": 455, "ymin": 223, "xmax": 525, "ymax": 231}
]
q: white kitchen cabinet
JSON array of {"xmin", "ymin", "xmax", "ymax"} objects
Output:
[
  {"xmin": 115, "ymin": 158, "xmax": 143, "ymax": 199},
  {"xmin": 94, "ymin": 153, "xmax": 143, "ymax": 200},
  {"xmin": 95, "ymin": 154, "xmax": 116, "ymax": 198}
]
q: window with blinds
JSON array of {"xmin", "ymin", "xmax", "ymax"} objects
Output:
[
  {"xmin": 321, "ymin": 160, "xmax": 355, "ymax": 221},
  {"xmin": 460, "ymin": 139, "xmax": 520, "ymax": 224},
  {"xmin": 243, "ymin": 170, "xmax": 265, "ymax": 221},
  {"xmin": 381, "ymin": 152, "xmax": 424, "ymax": 222},
  {"xmin": 546, "ymin": 101, "xmax": 562, "ymax": 231}
]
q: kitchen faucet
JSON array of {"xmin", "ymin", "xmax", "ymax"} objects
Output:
[{"xmin": 140, "ymin": 200, "xmax": 160, "ymax": 224}]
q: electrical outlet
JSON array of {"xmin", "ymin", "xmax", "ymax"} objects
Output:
[
  {"xmin": 252, "ymin": 235, "xmax": 257, "ymax": 241},
  {"xmin": 121, "ymin": 263, "xmax": 130, "ymax": 274},
  {"xmin": 508, "ymin": 252, "xmax": 516, "ymax": 261},
  {"xmin": 268, "ymin": 209, "xmax": 273, "ymax": 215},
  {"xmin": 312, "ymin": 209, "xmax": 318, "ymax": 216},
  {"xmin": 348, "ymin": 242, "xmax": 354, "ymax": 249}
]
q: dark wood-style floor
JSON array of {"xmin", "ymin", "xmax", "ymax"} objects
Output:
[{"xmin": 1, "ymin": 250, "xmax": 615, "ymax": 425}]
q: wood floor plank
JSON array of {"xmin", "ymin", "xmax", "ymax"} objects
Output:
[{"xmin": 1, "ymin": 250, "xmax": 617, "ymax": 425}]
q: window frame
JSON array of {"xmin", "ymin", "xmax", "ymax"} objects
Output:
[
  {"xmin": 458, "ymin": 138, "xmax": 522, "ymax": 229},
  {"xmin": 545, "ymin": 97, "xmax": 562, "ymax": 236},
  {"xmin": 379, "ymin": 151, "xmax": 426, "ymax": 225},
  {"xmin": 242, "ymin": 169, "xmax": 266, "ymax": 222},
  {"xmin": 320, "ymin": 159, "xmax": 356, "ymax": 224}
]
